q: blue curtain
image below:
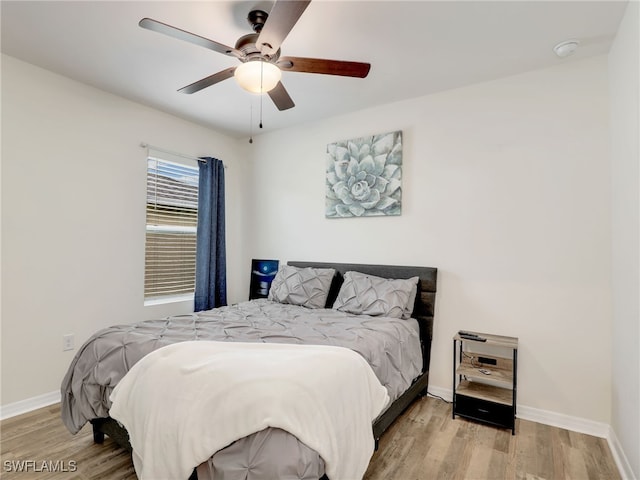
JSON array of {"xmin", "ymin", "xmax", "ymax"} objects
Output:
[{"xmin": 194, "ymin": 157, "xmax": 227, "ymax": 311}]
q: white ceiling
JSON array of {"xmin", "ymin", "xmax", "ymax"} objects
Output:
[{"xmin": 1, "ymin": 1, "xmax": 627, "ymax": 139}]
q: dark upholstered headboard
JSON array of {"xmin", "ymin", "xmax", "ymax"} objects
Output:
[{"xmin": 287, "ymin": 261, "xmax": 438, "ymax": 374}]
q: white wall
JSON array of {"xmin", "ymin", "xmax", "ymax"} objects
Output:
[
  {"xmin": 247, "ymin": 56, "xmax": 613, "ymax": 423},
  {"xmin": 0, "ymin": 54, "xmax": 250, "ymax": 405},
  {"xmin": 609, "ymin": 1, "xmax": 640, "ymax": 477}
]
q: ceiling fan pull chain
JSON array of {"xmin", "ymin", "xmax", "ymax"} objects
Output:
[
  {"xmin": 259, "ymin": 60, "xmax": 264, "ymax": 129},
  {"xmin": 249, "ymin": 103, "xmax": 254, "ymax": 144}
]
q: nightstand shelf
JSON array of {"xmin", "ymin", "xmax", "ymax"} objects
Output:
[{"xmin": 453, "ymin": 331, "xmax": 518, "ymax": 434}]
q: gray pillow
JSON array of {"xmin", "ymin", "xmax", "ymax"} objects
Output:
[
  {"xmin": 333, "ymin": 271, "xmax": 419, "ymax": 319},
  {"xmin": 267, "ymin": 265, "xmax": 336, "ymax": 308}
]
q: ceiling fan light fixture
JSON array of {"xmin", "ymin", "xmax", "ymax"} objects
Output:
[{"xmin": 234, "ymin": 60, "xmax": 281, "ymax": 94}]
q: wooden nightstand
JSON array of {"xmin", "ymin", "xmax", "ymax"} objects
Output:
[{"xmin": 452, "ymin": 331, "xmax": 518, "ymax": 434}]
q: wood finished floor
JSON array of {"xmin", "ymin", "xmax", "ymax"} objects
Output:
[{"xmin": 0, "ymin": 397, "xmax": 620, "ymax": 480}]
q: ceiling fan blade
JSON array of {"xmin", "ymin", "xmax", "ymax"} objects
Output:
[
  {"xmin": 268, "ymin": 82, "xmax": 295, "ymax": 111},
  {"xmin": 256, "ymin": 1, "xmax": 311, "ymax": 57},
  {"xmin": 139, "ymin": 18, "xmax": 242, "ymax": 58},
  {"xmin": 178, "ymin": 67, "xmax": 237, "ymax": 94},
  {"xmin": 278, "ymin": 56, "xmax": 371, "ymax": 78}
]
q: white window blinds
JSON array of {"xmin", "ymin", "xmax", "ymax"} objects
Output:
[{"xmin": 145, "ymin": 157, "xmax": 199, "ymax": 300}]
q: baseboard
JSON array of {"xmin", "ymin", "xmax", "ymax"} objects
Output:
[
  {"xmin": 429, "ymin": 384, "xmax": 636, "ymax": 479},
  {"xmin": 517, "ymin": 404, "xmax": 610, "ymax": 438},
  {"xmin": 606, "ymin": 426, "xmax": 638, "ymax": 480},
  {"xmin": 0, "ymin": 391, "xmax": 60, "ymax": 420},
  {"xmin": 427, "ymin": 384, "xmax": 453, "ymax": 402}
]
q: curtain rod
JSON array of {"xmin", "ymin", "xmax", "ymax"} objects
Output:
[{"xmin": 140, "ymin": 142, "xmax": 226, "ymax": 168}]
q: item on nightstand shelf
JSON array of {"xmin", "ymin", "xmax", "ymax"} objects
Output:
[
  {"xmin": 458, "ymin": 332, "xmax": 487, "ymax": 342},
  {"xmin": 452, "ymin": 331, "xmax": 518, "ymax": 434}
]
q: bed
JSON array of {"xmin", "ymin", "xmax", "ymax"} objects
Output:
[{"xmin": 60, "ymin": 261, "xmax": 437, "ymax": 479}]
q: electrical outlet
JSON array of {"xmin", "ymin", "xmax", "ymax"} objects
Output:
[{"xmin": 63, "ymin": 334, "xmax": 75, "ymax": 351}]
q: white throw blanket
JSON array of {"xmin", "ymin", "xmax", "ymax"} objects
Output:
[{"xmin": 109, "ymin": 341, "xmax": 389, "ymax": 480}]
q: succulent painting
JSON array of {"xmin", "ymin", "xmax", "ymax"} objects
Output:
[{"xmin": 326, "ymin": 130, "xmax": 402, "ymax": 218}]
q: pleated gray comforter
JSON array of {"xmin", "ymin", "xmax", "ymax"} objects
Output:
[{"xmin": 61, "ymin": 299, "xmax": 423, "ymax": 479}]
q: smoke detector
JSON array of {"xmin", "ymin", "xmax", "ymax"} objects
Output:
[{"xmin": 553, "ymin": 40, "xmax": 580, "ymax": 58}]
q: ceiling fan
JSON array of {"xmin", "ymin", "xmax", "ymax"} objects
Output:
[{"xmin": 139, "ymin": 0, "xmax": 371, "ymax": 111}]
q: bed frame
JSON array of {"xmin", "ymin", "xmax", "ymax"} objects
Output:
[{"xmin": 90, "ymin": 261, "xmax": 438, "ymax": 474}]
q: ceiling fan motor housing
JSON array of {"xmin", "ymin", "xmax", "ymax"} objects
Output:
[
  {"xmin": 248, "ymin": 10, "xmax": 268, "ymax": 32},
  {"xmin": 235, "ymin": 32, "xmax": 280, "ymax": 62}
]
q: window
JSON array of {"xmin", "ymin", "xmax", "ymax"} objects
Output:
[{"xmin": 144, "ymin": 157, "xmax": 199, "ymax": 302}]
